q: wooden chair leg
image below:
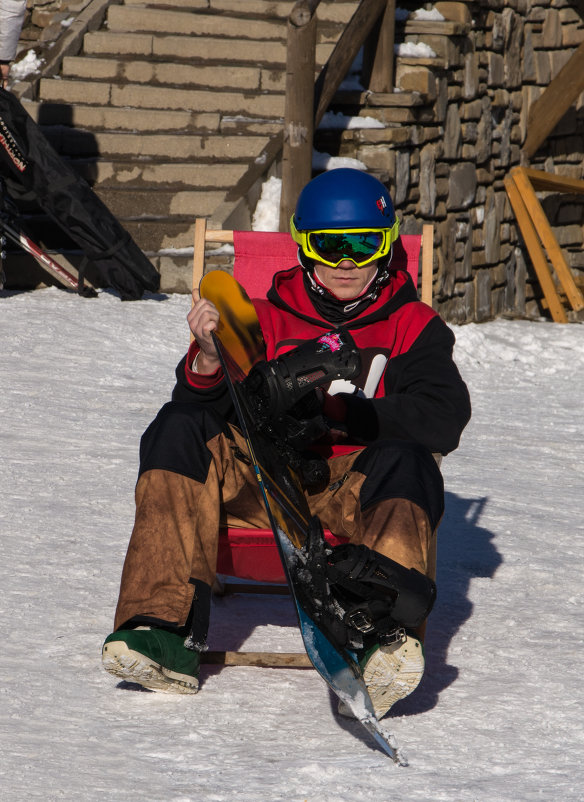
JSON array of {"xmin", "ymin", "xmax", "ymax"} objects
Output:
[{"xmin": 201, "ymin": 651, "xmax": 312, "ymax": 668}]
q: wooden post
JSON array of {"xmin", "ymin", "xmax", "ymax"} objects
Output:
[
  {"xmin": 314, "ymin": 0, "xmax": 387, "ymax": 126},
  {"xmin": 504, "ymin": 173, "xmax": 568, "ymax": 323},
  {"xmin": 279, "ymin": 4, "xmax": 318, "ymax": 232},
  {"xmin": 201, "ymin": 651, "xmax": 313, "ymax": 668},
  {"xmin": 511, "ymin": 168, "xmax": 584, "ymax": 313},
  {"xmin": 362, "ymin": 0, "xmax": 396, "ymax": 92},
  {"xmin": 421, "ymin": 223, "xmax": 434, "ymax": 307}
]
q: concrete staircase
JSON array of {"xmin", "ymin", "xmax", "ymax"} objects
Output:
[{"xmin": 19, "ymin": 0, "xmax": 357, "ymax": 290}]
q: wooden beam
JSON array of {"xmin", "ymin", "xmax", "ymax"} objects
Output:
[
  {"xmin": 522, "ymin": 168, "xmax": 584, "ymax": 196},
  {"xmin": 421, "ymin": 223, "xmax": 434, "ymax": 306},
  {"xmin": 201, "ymin": 651, "xmax": 313, "ymax": 668},
  {"xmin": 504, "ymin": 173, "xmax": 568, "ymax": 323},
  {"xmin": 512, "ymin": 168, "xmax": 584, "ymax": 313},
  {"xmin": 362, "ymin": 0, "xmax": 396, "ymax": 93},
  {"xmin": 314, "ymin": 0, "xmax": 387, "ymax": 126},
  {"xmin": 523, "ymin": 41, "xmax": 584, "ymax": 159}
]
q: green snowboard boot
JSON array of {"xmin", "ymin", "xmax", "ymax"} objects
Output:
[{"xmin": 102, "ymin": 626, "xmax": 200, "ymax": 694}]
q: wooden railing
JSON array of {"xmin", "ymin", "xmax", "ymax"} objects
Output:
[{"xmin": 279, "ymin": 0, "xmax": 396, "ymax": 229}]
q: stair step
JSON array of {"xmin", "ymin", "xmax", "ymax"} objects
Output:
[
  {"xmin": 130, "ymin": 0, "xmax": 356, "ymax": 25},
  {"xmin": 43, "ymin": 128, "xmax": 269, "ymax": 160},
  {"xmin": 116, "ymin": 218, "xmax": 198, "ymax": 252},
  {"xmin": 39, "ymin": 78, "xmax": 285, "ymax": 117},
  {"xmin": 22, "ymin": 100, "xmax": 220, "ymax": 133},
  {"xmin": 106, "ymin": 7, "xmax": 289, "ymax": 40},
  {"xmin": 72, "ymin": 159, "xmax": 248, "ymax": 189},
  {"xmin": 83, "ymin": 31, "xmax": 335, "ymax": 65},
  {"xmin": 61, "ymin": 56, "xmax": 286, "ymax": 92},
  {"xmin": 94, "ymin": 188, "xmax": 225, "ymax": 218}
]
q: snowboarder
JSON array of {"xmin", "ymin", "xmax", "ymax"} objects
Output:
[{"xmin": 103, "ymin": 168, "xmax": 471, "ymax": 718}]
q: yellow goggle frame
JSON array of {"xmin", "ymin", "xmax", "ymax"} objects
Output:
[{"xmin": 290, "ymin": 217, "xmax": 400, "ymax": 268}]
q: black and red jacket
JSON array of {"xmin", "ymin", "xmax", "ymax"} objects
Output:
[{"xmin": 173, "ymin": 266, "xmax": 471, "ymax": 456}]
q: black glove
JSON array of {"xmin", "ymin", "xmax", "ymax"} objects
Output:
[{"xmin": 242, "ymin": 327, "xmax": 360, "ymax": 444}]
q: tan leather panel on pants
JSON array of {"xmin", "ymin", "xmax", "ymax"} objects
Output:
[{"xmin": 114, "ymin": 427, "xmax": 437, "ymax": 633}]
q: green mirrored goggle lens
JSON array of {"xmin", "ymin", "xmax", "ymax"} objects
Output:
[{"xmin": 308, "ymin": 231, "xmax": 385, "ymax": 264}]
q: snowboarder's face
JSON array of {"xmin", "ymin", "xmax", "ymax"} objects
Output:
[{"xmin": 313, "ymin": 259, "xmax": 380, "ymax": 300}]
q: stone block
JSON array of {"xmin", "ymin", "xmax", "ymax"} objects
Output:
[
  {"xmin": 462, "ymin": 99, "xmax": 482, "ymax": 120},
  {"xmin": 434, "ymin": 2, "xmax": 472, "ymax": 24},
  {"xmin": 535, "ymin": 50, "xmax": 551, "ymax": 85},
  {"xmin": 490, "ymin": 12, "xmax": 505, "ymax": 51},
  {"xmin": 394, "ymin": 150, "xmax": 410, "ymax": 206},
  {"xmin": 411, "ymin": 126, "xmax": 442, "ymax": 145},
  {"xmin": 435, "ymin": 76, "xmax": 449, "ymax": 122},
  {"xmin": 418, "ymin": 143, "xmax": 437, "ymax": 216},
  {"xmin": 492, "ymin": 89, "xmax": 510, "ymax": 108},
  {"xmin": 520, "ymin": 85, "xmax": 542, "ymax": 143},
  {"xmin": 435, "ymin": 177, "xmax": 449, "ymax": 197},
  {"xmin": 522, "ymin": 24, "xmax": 536, "ymax": 81},
  {"xmin": 354, "ymin": 128, "xmax": 412, "ymax": 146},
  {"xmin": 475, "ymin": 109, "xmax": 493, "ymax": 165},
  {"xmin": 553, "ymin": 224, "xmax": 583, "ymax": 246},
  {"xmin": 484, "ymin": 187, "xmax": 501, "ymax": 264},
  {"xmin": 443, "ymin": 103, "xmax": 461, "ymax": 159},
  {"xmin": 474, "ymin": 269, "xmax": 493, "ymax": 321},
  {"xmin": 491, "ymin": 286, "xmax": 508, "ymax": 317},
  {"xmin": 492, "ymin": 263, "xmax": 508, "ymax": 286},
  {"xmin": 357, "ymin": 146, "xmax": 396, "ymax": 175},
  {"xmin": 549, "ymin": 49, "xmax": 574, "ymax": 76},
  {"xmin": 455, "ymin": 225, "xmax": 473, "ymax": 280},
  {"xmin": 462, "ymin": 121, "xmax": 478, "ymax": 143},
  {"xmin": 513, "ymin": 247, "xmax": 527, "ymax": 315},
  {"xmin": 437, "ymin": 214, "xmax": 457, "ymax": 296},
  {"xmin": 487, "ymin": 52, "xmax": 505, "ymax": 86},
  {"xmin": 414, "ymin": 34, "xmax": 461, "ymax": 65},
  {"xmin": 395, "ymin": 65, "xmax": 437, "ymax": 98},
  {"xmin": 463, "ymin": 53, "xmax": 479, "ymax": 98},
  {"xmin": 542, "ymin": 8, "xmax": 562, "ymax": 48},
  {"xmin": 562, "ymin": 25, "xmax": 584, "ymax": 47}
]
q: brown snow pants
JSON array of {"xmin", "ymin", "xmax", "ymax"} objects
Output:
[{"xmin": 113, "ymin": 404, "xmax": 441, "ymax": 639}]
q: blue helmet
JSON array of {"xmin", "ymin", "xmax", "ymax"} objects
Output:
[{"xmin": 292, "ymin": 168, "xmax": 397, "ymax": 231}]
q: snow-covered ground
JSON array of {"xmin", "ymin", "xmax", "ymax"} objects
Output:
[{"xmin": 1, "ymin": 287, "xmax": 583, "ymax": 801}]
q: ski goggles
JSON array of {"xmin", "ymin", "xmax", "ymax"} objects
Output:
[{"xmin": 291, "ymin": 218, "xmax": 399, "ymax": 268}]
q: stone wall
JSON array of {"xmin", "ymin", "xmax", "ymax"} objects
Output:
[{"xmin": 323, "ymin": 0, "xmax": 584, "ymax": 322}]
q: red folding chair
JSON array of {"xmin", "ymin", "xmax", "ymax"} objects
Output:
[{"xmin": 192, "ymin": 218, "xmax": 434, "ymax": 666}]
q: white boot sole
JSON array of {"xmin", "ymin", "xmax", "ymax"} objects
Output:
[
  {"xmin": 362, "ymin": 637, "xmax": 424, "ymax": 718},
  {"xmin": 102, "ymin": 640, "xmax": 199, "ymax": 694},
  {"xmin": 338, "ymin": 636, "xmax": 425, "ymax": 719}
]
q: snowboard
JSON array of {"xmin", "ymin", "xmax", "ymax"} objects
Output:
[{"xmin": 199, "ymin": 269, "xmax": 406, "ymax": 764}]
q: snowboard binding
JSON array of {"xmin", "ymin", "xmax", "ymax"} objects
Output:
[{"xmin": 291, "ymin": 516, "xmax": 436, "ymax": 653}]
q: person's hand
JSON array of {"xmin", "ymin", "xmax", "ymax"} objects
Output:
[
  {"xmin": 187, "ymin": 289, "xmax": 221, "ymax": 373},
  {"xmin": 1, "ymin": 63, "xmax": 11, "ymax": 90}
]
